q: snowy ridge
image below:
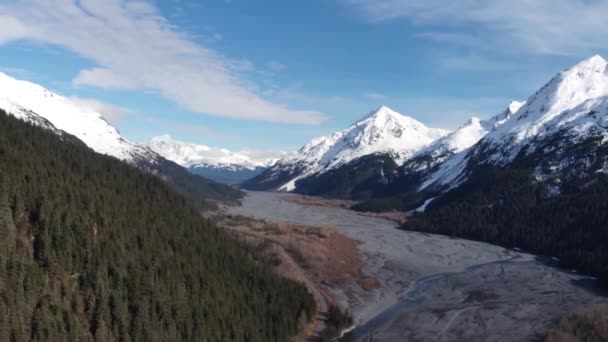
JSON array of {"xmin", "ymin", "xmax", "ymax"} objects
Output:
[
  {"xmin": 270, "ymin": 105, "xmax": 449, "ymax": 191},
  {"xmin": 422, "ymin": 55, "xmax": 608, "ymax": 191},
  {"xmin": 404, "ymin": 101, "xmax": 524, "ymax": 175},
  {"xmin": 0, "ymin": 72, "xmax": 155, "ymax": 161},
  {"xmin": 146, "ymin": 134, "xmax": 285, "ymax": 171},
  {"xmin": 483, "ymin": 55, "xmax": 608, "ymax": 163}
]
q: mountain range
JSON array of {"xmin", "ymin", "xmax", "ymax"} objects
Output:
[
  {"xmin": 242, "ymin": 105, "xmax": 449, "ymax": 192},
  {"xmin": 145, "ymin": 135, "xmax": 285, "ymax": 184},
  {"xmin": 0, "ymin": 72, "xmax": 241, "ymax": 208},
  {"xmin": 3, "ymin": 54, "xmax": 608, "ymax": 215},
  {"xmin": 3, "ymin": 53, "xmax": 608, "ymax": 298},
  {"xmin": 245, "ymin": 55, "xmax": 608, "ymax": 213}
]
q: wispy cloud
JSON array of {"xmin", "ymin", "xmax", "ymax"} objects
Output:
[
  {"xmin": 267, "ymin": 60, "xmax": 286, "ymax": 72},
  {"xmin": 345, "ymin": 0, "xmax": 608, "ymax": 55},
  {"xmin": 68, "ymin": 96, "xmax": 130, "ymax": 125},
  {"xmin": 364, "ymin": 92, "xmax": 389, "ymax": 100},
  {"xmin": 0, "ymin": 0, "xmax": 327, "ymax": 125},
  {"xmin": 73, "ymin": 68, "xmax": 139, "ymax": 91},
  {"xmin": 439, "ymin": 53, "xmax": 518, "ymax": 71},
  {"xmin": 412, "ymin": 31, "xmax": 481, "ymax": 47}
]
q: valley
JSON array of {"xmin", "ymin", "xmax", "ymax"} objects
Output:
[
  {"xmin": 2, "ymin": 2, "xmax": 608, "ymax": 341},
  {"xmin": 226, "ymin": 191, "xmax": 607, "ymax": 341}
]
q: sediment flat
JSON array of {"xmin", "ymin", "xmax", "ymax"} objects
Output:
[{"xmin": 227, "ymin": 191, "xmax": 606, "ymax": 341}]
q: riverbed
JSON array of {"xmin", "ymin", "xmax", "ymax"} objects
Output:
[{"xmin": 227, "ymin": 191, "xmax": 605, "ymax": 341}]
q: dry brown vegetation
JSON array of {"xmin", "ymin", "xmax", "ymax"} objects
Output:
[
  {"xmin": 213, "ymin": 213, "xmax": 375, "ymax": 341},
  {"xmin": 546, "ymin": 303, "xmax": 608, "ymax": 342}
]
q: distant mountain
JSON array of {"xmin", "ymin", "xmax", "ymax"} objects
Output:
[
  {"xmin": 146, "ymin": 134, "xmax": 284, "ymax": 184},
  {"xmin": 243, "ymin": 105, "xmax": 449, "ymax": 192},
  {"xmin": 0, "ymin": 72, "xmax": 241, "ymax": 207},
  {"xmin": 250, "ymin": 58, "xmax": 608, "ymax": 213}
]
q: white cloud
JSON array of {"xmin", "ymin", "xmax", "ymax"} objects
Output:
[
  {"xmin": 74, "ymin": 68, "xmax": 139, "ymax": 90},
  {"xmin": 345, "ymin": 0, "xmax": 608, "ymax": 55},
  {"xmin": 0, "ymin": 0, "xmax": 327, "ymax": 125},
  {"xmin": 0, "ymin": 15, "xmax": 27, "ymax": 43},
  {"xmin": 68, "ymin": 96, "xmax": 129, "ymax": 125}
]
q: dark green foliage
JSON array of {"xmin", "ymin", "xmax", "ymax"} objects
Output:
[
  {"xmin": 351, "ymin": 191, "xmax": 425, "ymax": 212},
  {"xmin": 294, "ymin": 154, "xmax": 400, "ymax": 200},
  {"xmin": 135, "ymin": 158, "xmax": 243, "ymax": 211},
  {"xmin": 241, "ymin": 164, "xmax": 305, "ymax": 191},
  {"xmin": 0, "ymin": 110, "xmax": 315, "ymax": 341},
  {"xmin": 318, "ymin": 304, "xmax": 353, "ymax": 341},
  {"xmin": 405, "ymin": 161, "xmax": 608, "ymax": 287}
]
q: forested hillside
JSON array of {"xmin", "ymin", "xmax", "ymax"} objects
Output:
[
  {"xmin": 404, "ymin": 148, "xmax": 608, "ymax": 287},
  {"xmin": 134, "ymin": 156, "xmax": 243, "ymax": 211},
  {"xmin": 0, "ymin": 110, "xmax": 315, "ymax": 341}
]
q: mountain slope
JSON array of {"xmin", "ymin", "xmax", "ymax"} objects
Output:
[
  {"xmin": 243, "ymin": 105, "xmax": 449, "ymax": 192},
  {"xmin": 0, "ymin": 72, "xmax": 241, "ymax": 207},
  {"xmin": 407, "ymin": 100, "xmax": 525, "ymax": 174},
  {"xmin": 0, "ymin": 72, "xmax": 153, "ymax": 161},
  {"xmin": 0, "ymin": 110, "xmax": 315, "ymax": 341},
  {"xmin": 146, "ymin": 135, "xmax": 279, "ymax": 184},
  {"xmin": 422, "ymin": 55, "xmax": 608, "ymax": 193},
  {"xmin": 402, "ymin": 55, "xmax": 608, "ymax": 287}
]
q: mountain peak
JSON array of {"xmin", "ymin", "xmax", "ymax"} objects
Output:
[
  {"xmin": 360, "ymin": 105, "xmax": 401, "ymax": 121},
  {"xmin": 375, "ymin": 104, "xmax": 394, "ymax": 113},
  {"xmin": 357, "ymin": 105, "xmax": 436, "ymax": 135},
  {"xmin": 148, "ymin": 134, "xmax": 174, "ymax": 144},
  {"xmin": 470, "ymin": 54, "xmax": 608, "ymax": 166},
  {"xmin": 569, "ymin": 54, "xmax": 607, "ymax": 72},
  {"xmin": 492, "ymin": 55, "xmax": 608, "ymax": 142},
  {"xmin": 462, "ymin": 116, "xmax": 483, "ymax": 127}
]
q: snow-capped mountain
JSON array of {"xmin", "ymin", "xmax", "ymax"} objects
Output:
[
  {"xmin": 0, "ymin": 72, "xmax": 156, "ymax": 161},
  {"xmin": 146, "ymin": 134, "xmax": 282, "ymax": 170},
  {"xmin": 421, "ymin": 55, "xmax": 608, "ymax": 193},
  {"xmin": 404, "ymin": 101, "xmax": 525, "ymax": 174},
  {"xmin": 244, "ymin": 105, "xmax": 449, "ymax": 191},
  {"xmin": 0, "ymin": 72, "xmax": 241, "ymax": 205},
  {"xmin": 396, "ymin": 100, "xmax": 525, "ymax": 190},
  {"xmin": 146, "ymin": 135, "xmax": 285, "ymax": 184},
  {"xmin": 483, "ymin": 55, "xmax": 608, "ymax": 163}
]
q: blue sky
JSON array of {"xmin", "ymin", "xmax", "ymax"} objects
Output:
[{"xmin": 1, "ymin": 0, "xmax": 607, "ymax": 152}]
